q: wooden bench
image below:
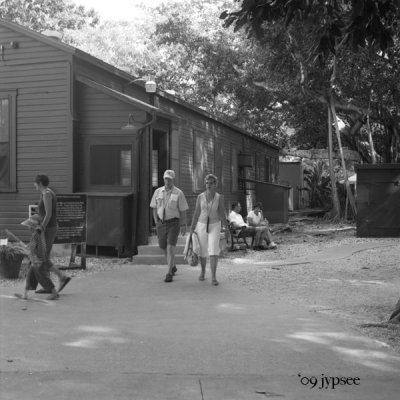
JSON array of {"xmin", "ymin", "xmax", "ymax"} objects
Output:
[{"xmin": 228, "ymin": 222, "xmax": 255, "ymax": 251}]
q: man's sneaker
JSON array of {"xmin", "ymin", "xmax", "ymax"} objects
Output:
[
  {"xmin": 267, "ymin": 242, "xmax": 277, "ymax": 249},
  {"xmin": 164, "ymin": 273, "xmax": 173, "ymax": 283}
]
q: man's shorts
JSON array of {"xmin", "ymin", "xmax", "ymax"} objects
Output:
[{"xmin": 156, "ymin": 218, "xmax": 180, "ymax": 250}]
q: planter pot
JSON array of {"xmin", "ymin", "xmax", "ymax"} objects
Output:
[{"xmin": 0, "ymin": 254, "xmax": 24, "ymax": 279}]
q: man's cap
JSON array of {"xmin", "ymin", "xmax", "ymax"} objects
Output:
[
  {"xmin": 21, "ymin": 214, "xmax": 42, "ymax": 228},
  {"xmin": 163, "ymin": 170, "xmax": 175, "ymax": 179}
]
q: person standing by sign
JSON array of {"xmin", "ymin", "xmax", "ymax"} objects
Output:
[
  {"xmin": 34, "ymin": 174, "xmax": 71, "ymax": 293},
  {"xmin": 150, "ymin": 170, "xmax": 189, "ymax": 283},
  {"xmin": 190, "ymin": 174, "xmax": 228, "ymax": 286}
]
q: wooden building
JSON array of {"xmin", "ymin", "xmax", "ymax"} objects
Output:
[
  {"xmin": 356, "ymin": 164, "xmax": 400, "ymax": 237},
  {"xmin": 0, "ymin": 19, "xmax": 287, "ymax": 253}
]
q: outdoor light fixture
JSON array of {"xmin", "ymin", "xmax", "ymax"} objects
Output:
[
  {"xmin": 126, "ymin": 75, "xmax": 157, "ymax": 93},
  {"xmin": 121, "ymin": 112, "xmax": 156, "ymax": 131},
  {"xmin": 144, "ymin": 77, "xmax": 156, "ymax": 93}
]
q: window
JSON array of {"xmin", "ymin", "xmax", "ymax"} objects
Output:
[
  {"xmin": 0, "ymin": 91, "xmax": 16, "ymax": 191},
  {"xmin": 215, "ymin": 141, "xmax": 223, "ymax": 188},
  {"xmin": 231, "ymin": 147, "xmax": 238, "ymax": 192},
  {"xmin": 194, "ymin": 131, "xmax": 205, "ymax": 192},
  {"xmin": 90, "ymin": 145, "xmax": 132, "ymax": 186},
  {"xmin": 271, "ymin": 157, "xmax": 277, "ymax": 183},
  {"xmin": 265, "ymin": 157, "xmax": 271, "ymax": 182},
  {"xmin": 255, "ymin": 154, "xmax": 263, "ymax": 181}
]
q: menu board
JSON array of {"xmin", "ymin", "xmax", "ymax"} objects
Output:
[{"xmin": 55, "ymin": 194, "xmax": 87, "ymax": 244}]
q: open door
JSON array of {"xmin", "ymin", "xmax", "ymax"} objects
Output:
[{"xmin": 150, "ymin": 129, "xmax": 169, "ymax": 230}]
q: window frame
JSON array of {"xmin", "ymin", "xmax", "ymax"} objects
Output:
[
  {"xmin": 78, "ymin": 135, "xmax": 136, "ymax": 193},
  {"xmin": 89, "ymin": 144, "xmax": 133, "ymax": 187},
  {"xmin": 0, "ymin": 90, "xmax": 17, "ymax": 192},
  {"xmin": 231, "ymin": 146, "xmax": 239, "ymax": 193},
  {"xmin": 265, "ymin": 156, "xmax": 271, "ymax": 183},
  {"xmin": 193, "ymin": 130, "xmax": 205, "ymax": 193}
]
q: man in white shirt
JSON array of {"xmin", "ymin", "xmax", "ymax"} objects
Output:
[
  {"xmin": 247, "ymin": 202, "xmax": 277, "ymax": 250},
  {"xmin": 228, "ymin": 202, "xmax": 256, "ymax": 240},
  {"xmin": 150, "ymin": 170, "xmax": 189, "ymax": 282}
]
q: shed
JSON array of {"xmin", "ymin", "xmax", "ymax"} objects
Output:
[
  {"xmin": 0, "ymin": 18, "xmax": 286, "ymax": 253},
  {"xmin": 355, "ymin": 163, "xmax": 400, "ymax": 237},
  {"xmin": 279, "ymin": 161, "xmax": 303, "ymax": 210}
]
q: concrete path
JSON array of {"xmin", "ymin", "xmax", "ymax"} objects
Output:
[{"xmin": 1, "ymin": 263, "xmax": 400, "ymax": 400}]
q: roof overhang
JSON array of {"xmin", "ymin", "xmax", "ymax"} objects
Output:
[{"xmin": 76, "ymin": 75, "xmax": 180, "ymax": 121}]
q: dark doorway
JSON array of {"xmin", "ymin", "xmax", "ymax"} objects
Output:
[
  {"xmin": 150, "ymin": 129, "xmax": 169, "ymax": 232},
  {"xmin": 152, "ymin": 129, "xmax": 169, "ymax": 191}
]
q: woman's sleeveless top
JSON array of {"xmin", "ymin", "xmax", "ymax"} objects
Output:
[
  {"xmin": 38, "ymin": 189, "xmax": 57, "ymax": 227},
  {"xmin": 198, "ymin": 192, "xmax": 220, "ymax": 224}
]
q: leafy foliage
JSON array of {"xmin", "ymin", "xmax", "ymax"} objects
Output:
[
  {"xmin": 0, "ymin": 0, "xmax": 100, "ymax": 31},
  {"xmin": 0, "ymin": 243, "xmax": 28, "ymax": 262},
  {"xmin": 303, "ymin": 160, "xmax": 332, "ymax": 209},
  {"xmin": 221, "ymin": 0, "xmax": 400, "ymax": 58}
]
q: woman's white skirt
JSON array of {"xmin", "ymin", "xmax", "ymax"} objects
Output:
[{"xmin": 195, "ymin": 221, "xmax": 221, "ymax": 257}]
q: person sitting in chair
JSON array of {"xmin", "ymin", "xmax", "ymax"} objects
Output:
[
  {"xmin": 228, "ymin": 202, "xmax": 256, "ymax": 238},
  {"xmin": 247, "ymin": 202, "xmax": 277, "ymax": 250}
]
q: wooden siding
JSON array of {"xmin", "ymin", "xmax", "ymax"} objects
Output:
[
  {"xmin": 0, "ymin": 24, "xmax": 71, "ymax": 241},
  {"xmin": 76, "ymin": 83, "xmax": 146, "ymax": 191},
  {"xmin": 161, "ymin": 100, "xmax": 279, "ymax": 222}
]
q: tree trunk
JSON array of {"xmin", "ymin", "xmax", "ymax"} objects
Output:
[
  {"xmin": 366, "ymin": 115, "xmax": 377, "ymax": 164},
  {"xmin": 327, "ymin": 106, "xmax": 341, "ymax": 219},
  {"xmin": 329, "ymin": 95, "xmax": 357, "ymax": 217}
]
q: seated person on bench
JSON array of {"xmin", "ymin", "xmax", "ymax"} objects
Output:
[
  {"xmin": 247, "ymin": 202, "xmax": 277, "ymax": 250},
  {"xmin": 228, "ymin": 202, "xmax": 256, "ymax": 243}
]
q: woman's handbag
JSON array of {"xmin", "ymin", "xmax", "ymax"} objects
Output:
[{"xmin": 184, "ymin": 233, "xmax": 199, "ymax": 267}]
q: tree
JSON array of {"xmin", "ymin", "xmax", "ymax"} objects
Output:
[
  {"xmin": 221, "ymin": 0, "xmax": 400, "ymax": 219},
  {"xmin": 0, "ymin": 0, "xmax": 100, "ymax": 31}
]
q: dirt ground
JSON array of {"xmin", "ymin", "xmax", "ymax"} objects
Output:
[{"xmin": 218, "ymin": 218, "xmax": 400, "ymax": 353}]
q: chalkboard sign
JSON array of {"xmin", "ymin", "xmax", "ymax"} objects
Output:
[{"xmin": 55, "ymin": 194, "xmax": 87, "ymax": 244}]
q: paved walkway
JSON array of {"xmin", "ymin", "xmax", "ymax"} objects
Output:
[{"xmin": 1, "ymin": 261, "xmax": 400, "ymax": 400}]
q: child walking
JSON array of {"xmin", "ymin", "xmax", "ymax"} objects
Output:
[{"xmin": 14, "ymin": 214, "xmax": 59, "ymax": 300}]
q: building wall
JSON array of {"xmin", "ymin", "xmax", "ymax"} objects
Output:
[
  {"xmin": 162, "ymin": 97, "xmax": 280, "ymax": 223},
  {"xmin": 0, "ymin": 24, "xmax": 72, "ymax": 240}
]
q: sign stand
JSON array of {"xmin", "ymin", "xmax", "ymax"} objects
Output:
[
  {"xmin": 56, "ymin": 194, "xmax": 87, "ymax": 270},
  {"xmin": 68, "ymin": 243, "xmax": 87, "ymax": 270}
]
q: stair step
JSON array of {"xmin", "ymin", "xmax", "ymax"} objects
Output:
[
  {"xmin": 147, "ymin": 234, "xmax": 188, "ymax": 246},
  {"xmin": 131, "ymin": 254, "xmax": 186, "ymax": 265},
  {"xmin": 137, "ymin": 245, "xmax": 185, "ymax": 256}
]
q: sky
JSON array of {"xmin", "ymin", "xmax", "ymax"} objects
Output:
[{"xmin": 72, "ymin": 0, "xmax": 178, "ymax": 21}]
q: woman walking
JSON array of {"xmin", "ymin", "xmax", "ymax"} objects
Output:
[
  {"xmin": 190, "ymin": 174, "xmax": 228, "ymax": 285},
  {"xmin": 34, "ymin": 174, "xmax": 71, "ymax": 293}
]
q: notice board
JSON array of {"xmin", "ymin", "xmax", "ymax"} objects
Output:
[{"xmin": 54, "ymin": 194, "xmax": 87, "ymax": 244}]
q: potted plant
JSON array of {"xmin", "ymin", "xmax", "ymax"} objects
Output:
[{"xmin": 0, "ymin": 241, "xmax": 28, "ymax": 279}]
